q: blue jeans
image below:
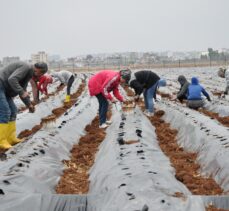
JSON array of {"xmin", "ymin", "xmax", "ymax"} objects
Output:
[
  {"xmin": 143, "ymin": 82, "xmax": 158, "ymax": 113},
  {"xmin": 96, "ymin": 93, "xmax": 108, "ymax": 125},
  {"xmin": 0, "ymin": 81, "xmax": 17, "ymax": 123}
]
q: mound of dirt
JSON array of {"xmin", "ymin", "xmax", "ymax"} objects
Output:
[
  {"xmin": 148, "ymin": 110, "xmax": 223, "ymax": 195},
  {"xmin": 200, "ymin": 109, "xmax": 229, "ymax": 127},
  {"xmin": 55, "ymin": 111, "xmax": 111, "ymax": 194}
]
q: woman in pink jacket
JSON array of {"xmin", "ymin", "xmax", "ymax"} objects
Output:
[{"xmin": 89, "ymin": 69, "xmax": 130, "ymax": 128}]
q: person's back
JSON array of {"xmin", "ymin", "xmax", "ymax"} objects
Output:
[
  {"xmin": 134, "ymin": 70, "xmax": 160, "ymax": 89},
  {"xmin": 52, "ymin": 70, "xmax": 73, "ymax": 84},
  {"xmin": 187, "ymin": 77, "xmax": 211, "ymax": 109},
  {"xmin": 88, "ymin": 70, "xmax": 120, "ymax": 97},
  {"xmin": 0, "ymin": 62, "xmax": 33, "ymax": 97}
]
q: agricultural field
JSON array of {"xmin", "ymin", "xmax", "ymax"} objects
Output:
[{"xmin": 0, "ymin": 67, "xmax": 229, "ymax": 211}]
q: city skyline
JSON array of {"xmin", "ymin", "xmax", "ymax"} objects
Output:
[{"xmin": 0, "ymin": 0, "xmax": 229, "ymax": 59}]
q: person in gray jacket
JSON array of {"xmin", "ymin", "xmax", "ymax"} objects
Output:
[
  {"xmin": 0, "ymin": 61, "xmax": 48, "ymax": 149},
  {"xmin": 218, "ymin": 67, "xmax": 229, "ymax": 97},
  {"xmin": 51, "ymin": 70, "xmax": 75, "ymax": 102},
  {"xmin": 174, "ymin": 75, "xmax": 190, "ymax": 102}
]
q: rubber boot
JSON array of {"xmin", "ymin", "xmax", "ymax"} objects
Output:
[
  {"xmin": 64, "ymin": 95, "xmax": 70, "ymax": 103},
  {"xmin": 7, "ymin": 121, "xmax": 21, "ymax": 145},
  {"xmin": 0, "ymin": 123, "xmax": 12, "ymax": 149}
]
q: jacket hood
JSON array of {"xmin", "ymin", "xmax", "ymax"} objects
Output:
[
  {"xmin": 178, "ymin": 75, "xmax": 187, "ymax": 85},
  {"xmin": 158, "ymin": 78, "xmax": 166, "ymax": 87},
  {"xmin": 191, "ymin": 77, "xmax": 199, "ymax": 85}
]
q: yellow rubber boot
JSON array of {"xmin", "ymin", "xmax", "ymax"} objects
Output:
[
  {"xmin": 7, "ymin": 121, "xmax": 22, "ymax": 145},
  {"xmin": 64, "ymin": 95, "xmax": 70, "ymax": 103},
  {"xmin": 0, "ymin": 123, "xmax": 12, "ymax": 149}
]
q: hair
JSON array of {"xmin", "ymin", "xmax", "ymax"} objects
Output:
[{"xmin": 34, "ymin": 62, "xmax": 48, "ymax": 74}]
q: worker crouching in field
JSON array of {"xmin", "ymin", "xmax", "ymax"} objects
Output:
[
  {"xmin": 88, "ymin": 69, "xmax": 128, "ymax": 129},
  {"xmin": 172, "ymin": 75, "xmax": 190, "ymax": 102},
  {"xmin": 0, "ymin": 62, "xmax": 48, "ymax": 149},
  {"xmin": 51, "ymin": 70, "xmax": 75, "ymax": 103},
  {"xmin": 218, "ymin": 67, "xmax": 229, "ymax": 97},
  {"xmin": 186, "ymin": 77, "xmax": 211, "ymax": 110},
  {"xmin": 123, "ymin": 70, "xmax": 166, "ymax": 117}
]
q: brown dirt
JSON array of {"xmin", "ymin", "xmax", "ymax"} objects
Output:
[
  {"xmin": 146, "ymin": 110, "xmax": 223, "ymax": 195},
  {"xmin": 158, "ymin": 91, "xmax": 172, "ymax": 99},
  {"xmin": 206, "ymin": 205, "xmax": 229, "ymax": 211},
  {"xmin": 199, "ymin": 109, "xmax": 229, "ymax": 127},
  {"xmin": 55, "ymin": 111, "xmax": 111, "ymax": 194},
  {"xmin": 125, "ymin": 140, "xmax": 139, "ymax": 145},
  {"xmin": 17, "ymin": 82, "xmax": 86, "ymax": 139},
  {"xmin": 212, "ymin": 91, "xmax": 224, "ymax": 97}
]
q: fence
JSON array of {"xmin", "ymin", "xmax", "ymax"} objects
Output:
[{"xmin": 50, "ymin": 58, "xmax": 228, "ymax": 73}]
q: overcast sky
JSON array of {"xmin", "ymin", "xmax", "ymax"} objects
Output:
[{"xmin": 0, "ymin": 0, "xmax": 228, "ymax": 59}]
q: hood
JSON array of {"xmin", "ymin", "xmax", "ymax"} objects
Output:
[
  {"xmin": 178, "ymin": 75, "xmax": 187, "ymax": 85},
  {"xmin": 191, "ymin": 77, "xmax": 199, "ymax": 85}
]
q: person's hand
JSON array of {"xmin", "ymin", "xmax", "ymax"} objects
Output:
[
  {"xmin": 111, "ymin": 98, "xmax": 117, "ymax": 103},
  {"xmin": 21, "ymin": 91, "xmax": 29, "ymax": 99},
  {"xmin": 171, "ymin": 95, "xmax": 177, "ymax": 101},
  {"xmin": 28, "ymin": 104, "xmax": 35, "ymax": 113},
  {"xmin": 134, "ymin": 95, "xmax": 140, "ymax": 102}
]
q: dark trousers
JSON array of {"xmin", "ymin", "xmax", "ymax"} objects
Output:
[
  {"xmin": 96, "ymin": 93, "xmax": 108, "ymax": 125},
  {"xmin": 67, "ymin": 75, "xmax": 75, "ymax": 95}
]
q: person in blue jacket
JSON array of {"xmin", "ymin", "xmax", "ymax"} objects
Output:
[{"xmin": 187, "ymin": 77, "xmax": 211, "ymax": 109}]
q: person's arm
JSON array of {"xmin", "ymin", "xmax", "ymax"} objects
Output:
[
  {"xmin": 202, "ymin": 87, "xmax": 211, "ymax": 101},
  {"xmin": 37, "ymin": 77, "xmax": 45, "ymax": 93},
  {"xmin": 101, "ymin": 75, "xmax": 119, "ymax": 101},
  {"xmin": 130, "ymin": 80, "xmax": 144, "ymax": 96},
  {"xmin": 113, "ymin": 86, "xmax": 124, "ymax": 102},
  {"xmin": 8, "ymin": 65, "xmax": 31, "ymax": 96},
  {"xmin": 177, "ymin": 83, "xmax": 189, "ymax": 99}
]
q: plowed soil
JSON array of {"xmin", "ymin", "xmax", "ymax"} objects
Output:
[
  {"xmin": 147, "ymin": 110, "xmax": 223, "ymax": 195},
  {"xmin": 206, "ymin": 205, "xmax": 229, "ymax": 211},
  {"xmin": 199, "ymin": 109, "xmax": 229, "ymax": 127},
  {"xmin": 56, "ymin": 111, "xmax": 111, "ymax": 194},
  {"xmin": 18, "ymin": 82, "xmax": 85, "ymax": 139}
]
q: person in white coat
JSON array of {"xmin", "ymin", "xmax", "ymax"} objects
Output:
[
  {"xmin": 51, "ymin": 70, "xmax": 75, "ymax": 102},
  {"xmin": 218, "ymin": 67, "xmax": 229, "ymax": 97}
]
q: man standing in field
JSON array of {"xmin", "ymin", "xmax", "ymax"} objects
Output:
[{"xmin": 0, "ymin": 61, "xmax": 48, "ymax": 149}]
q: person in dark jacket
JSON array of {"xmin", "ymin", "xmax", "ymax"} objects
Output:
[
  {"xmin": 173, "ymin": 75, "xmax": 190, "ymax": 102},
  {"xmin": 122, "ymin": 70, "xmax": 166, "ymax": 116},
  {"xmin": 187, "ymin": 77, "xmax": 211, "ymax": 110},
  {"xmin": 0, "ymin": 61, "xmax": 48, "ymax": 149}
]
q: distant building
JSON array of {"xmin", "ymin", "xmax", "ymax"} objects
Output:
[
  {"xmin": 2, "ymin": 56, "xmax": 20, "ymax": 66},
  {"xmin": 31, "ymin": 51, "xmax": 48, "ymax": 64},
  {"xmin": 48, "ymin": 54, "xmax": 61, "ymax": 62}
]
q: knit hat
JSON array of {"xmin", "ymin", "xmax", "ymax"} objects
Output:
[{"xmin": 120, "ymin": 69, "xmax": 131, "ymax": 83}]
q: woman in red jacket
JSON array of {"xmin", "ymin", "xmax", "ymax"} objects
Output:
[{"xmin": 88, "ymin": 69, "xmax": 130, "ymax": 128}]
